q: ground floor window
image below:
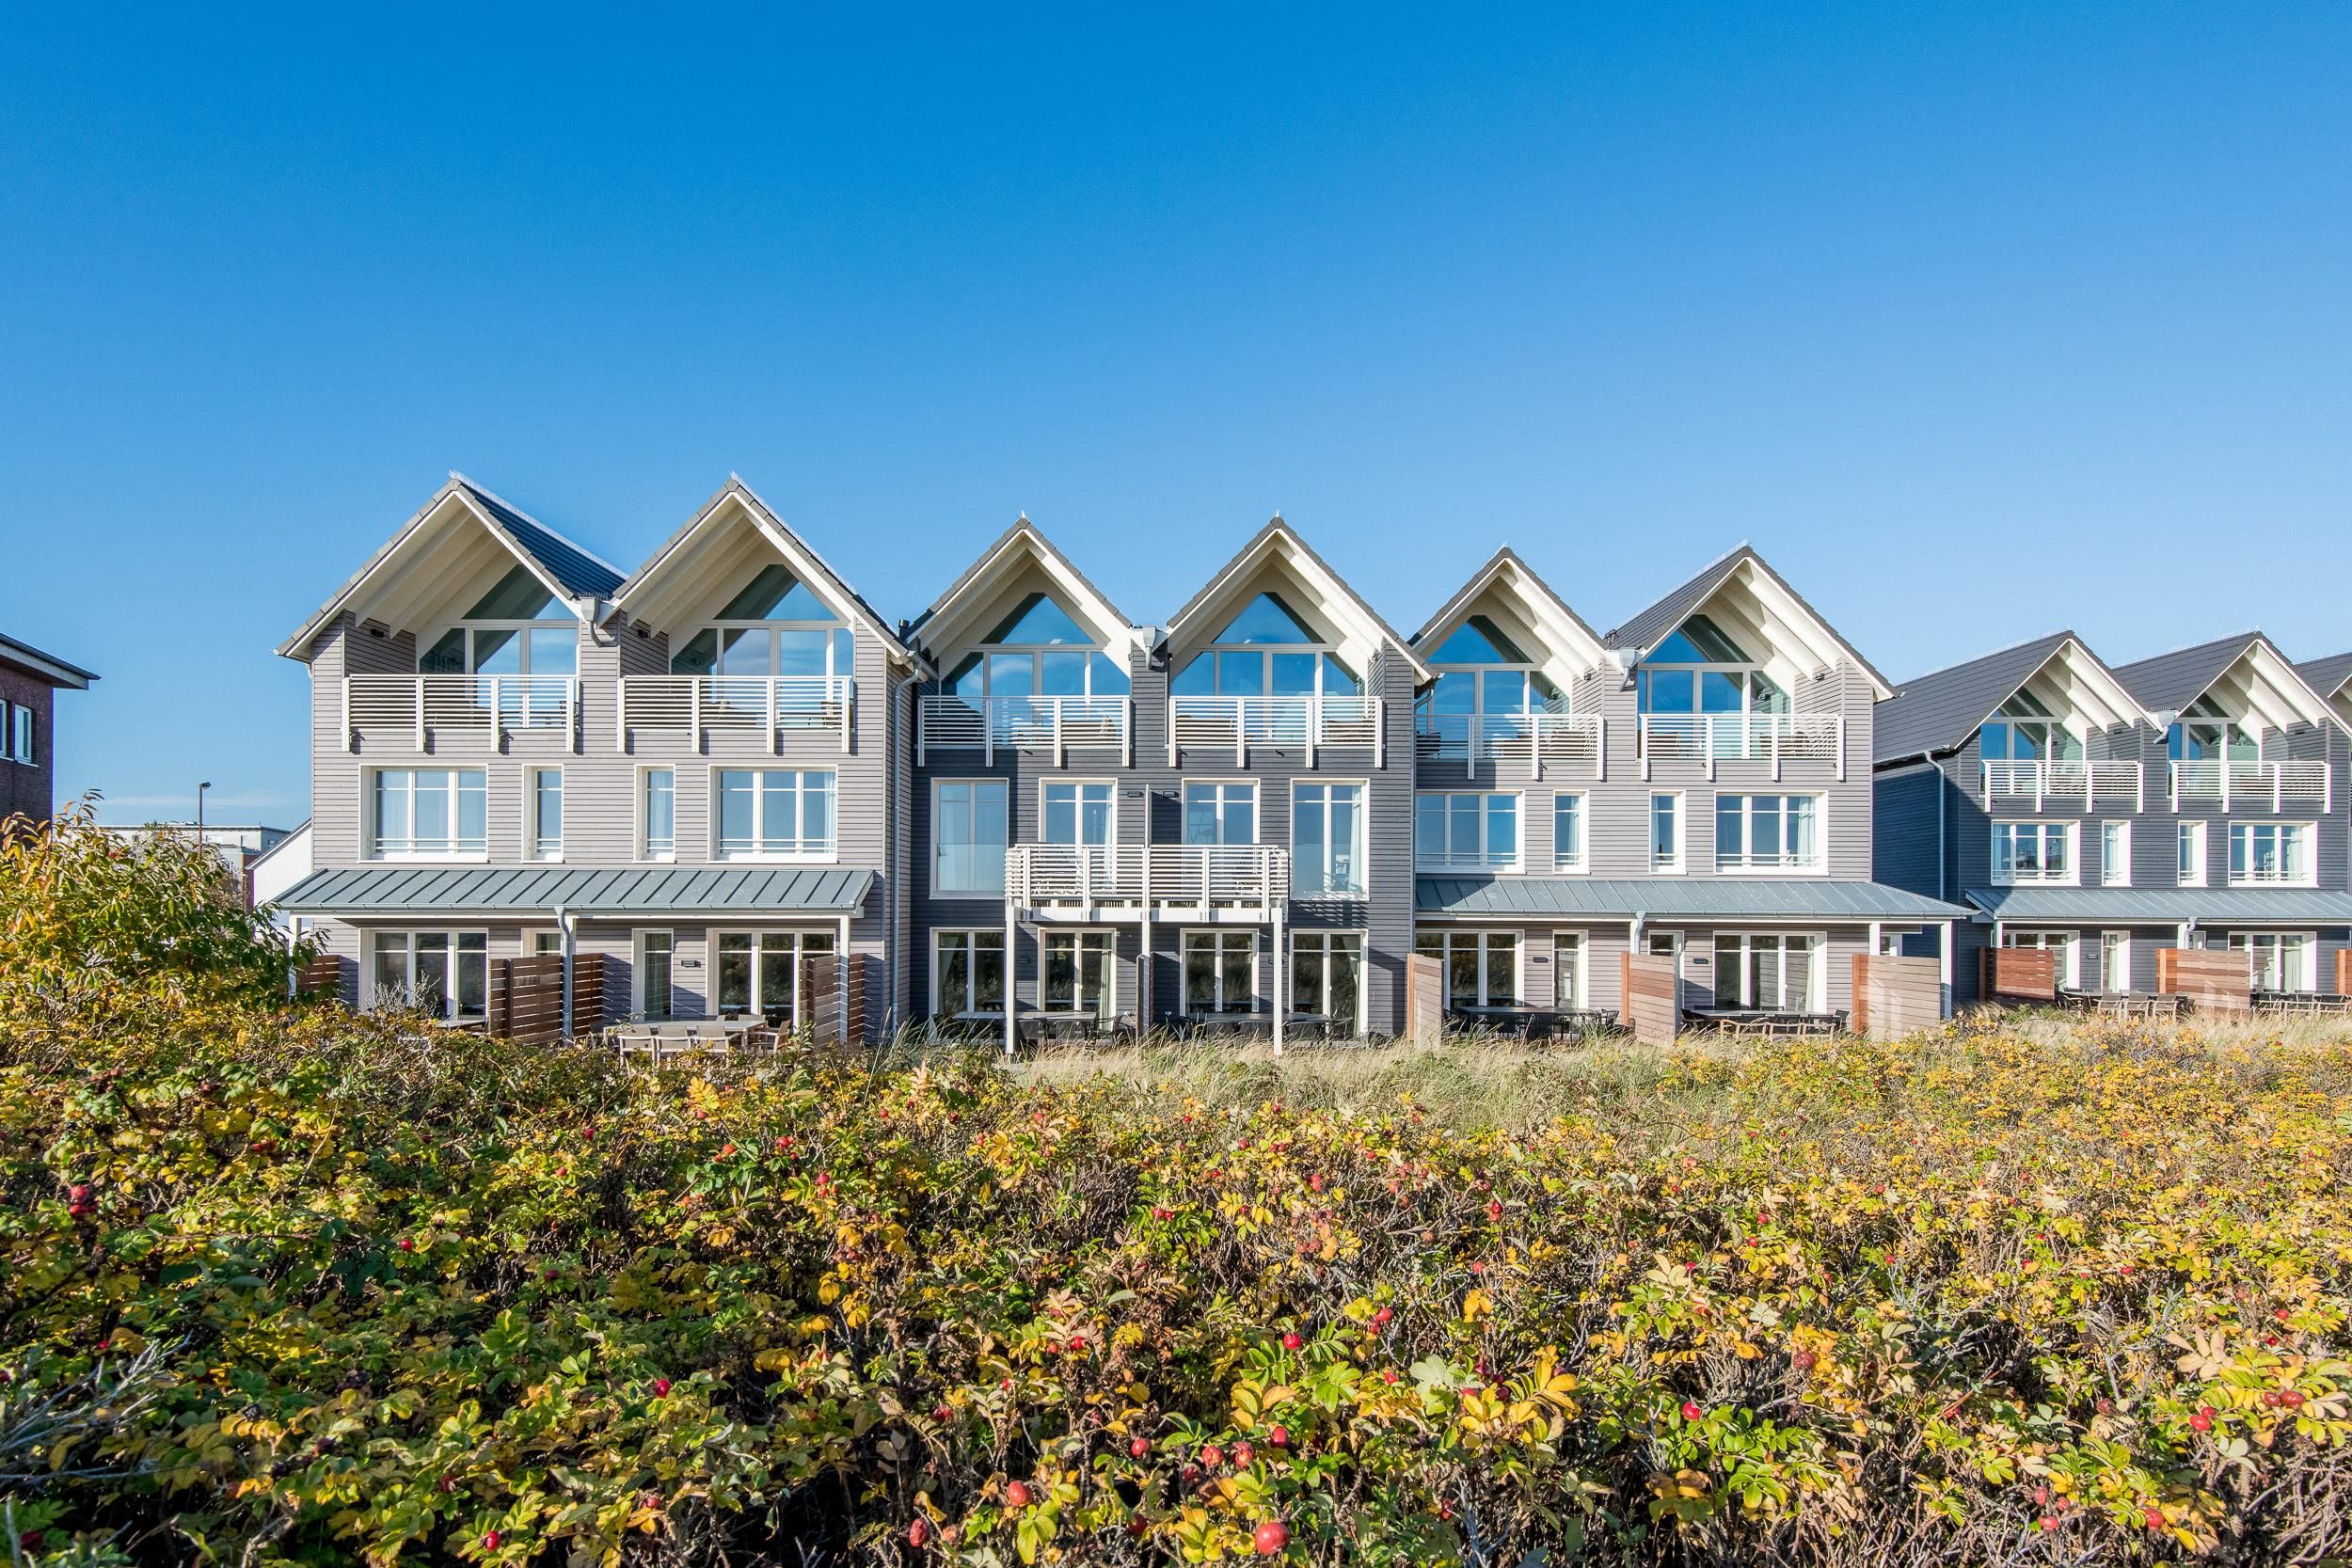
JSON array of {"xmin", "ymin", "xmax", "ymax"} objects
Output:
[
  {"xmin": 371, "ymin": 930, "xmax": 487, "ymax": 1021},
  {"xmin": 1184, "ymin": 930, "xmax": 1258, "ymax": 1014},
  {"xmin": 637, "ymin": 930, "xmax": 674, "ymax": 1018},
  {"xmin": 2000, "ymin": 927, "xmax": 2077, "ymax": 990},
  {"xmin": 1291, "ymin": 931, "xmax": 1363, "ymax": 1029},
  {"xmin": 1416, "ymin": 929, "xmax": 1520, "ymax": 1008},
  {"xmin": 2227, "ymin": 931, "xmax": 2314, "ymax": 992},
  {"xmin": 716, "ymin": 929, "xmax": 836, "ymax": 1024},
  {"xmin": 1044, "ymin": 929, "xmax": 1115, "ymax": 1018},
  {"xmin": 1552, "ymin": 931, "xmax": 1585, "ymax": 1009},
  {"xmin": 2100, "ymin": 930, "xmax": 2131, "ymax": 992},
  {"xmin": 1709, "ymin": 932, "xmax": 1821, "ymax": 1011},
  {"xmin": 935, "ymin": 929, "xmax": 1007, "ymax": 1018}
]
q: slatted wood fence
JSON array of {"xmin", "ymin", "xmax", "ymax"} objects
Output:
[
  {"xmin": 1619, "ymin": 953, "xmax": 1678, "ymax": 1045},
  {"xmin": 487, "ymin": 954, "xmax": 606, "ymax": 1045},
  {"xmin": 1851, "ymin": 954, "xmax": 1941, "ymax": 1040},
  {"xmin": 2337, "ymin": 948, "xmax": 2352, "ymax": 997},
  {"xmin": 2157, "ymin": 948, "xmax": 2250, "ymax": 1017},
  {"xmin": 1403, "ymin": 954, "xmax": 1442, "ymax": 1045},
  {"xmin": 1979, "ymin": 948, "xmax": 2058, "ymax": 1003},
  {"xmin": 294, "ymin": 954, "xmax": 343, "ymax": 1000}
]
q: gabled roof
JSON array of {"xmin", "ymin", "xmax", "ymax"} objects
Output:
[
  {"xmin": 2114, "ymin": 630, "xmax": 2342, "ymax": 734},
  {"xmin": 906, "ymin": 517, "xmax": 1135, "ymax": 656},
  {"xmin": 2297, "ymin": 652, "xmax": 2352, "ymax": 704},
  {"xmin": 0, "ymin": 631, "xmax": 97, "ymax": 689},
  {"xmin": 1162, "ymin": 519, "xmax": 1433, "ymax": 682},
  {"xmin": 1601, "ymin": 544, "xmax": 1894, "ymax": 699},
  {"xmin": 1408, "ymin": 548, "xmax": 1610, "ymax": 673},
  {"xmin": 612, "ymin": 476, "xmax": 918, "ymax": 667},
  {"xmin": 277, "ymin": 475, "xmax": 623, "ymax": 657},
  {"xmin": 1874, "ymin": 630, "xmax": 2153, "ymax": 767}
]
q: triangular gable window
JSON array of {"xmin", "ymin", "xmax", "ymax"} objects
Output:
[
  {"xmin": 1211, "ymin": 592, "xmax": 1320, "ymax": 645},
  {"xmin": 718, "ymin": 564, "xmax": 837, "ymax": 622},
  {"xmin": 465, "ymin": 563, "xmax": 564, "ymax": 620},
  {"xmin": 984, "ymin": 593, "xmax": 1092, "ymax": 645},
  {"xmin": 1430, "ymin": 614, "xmax": 1532, "ymax": 664},
  {"xmin": 1646, "ymin": 613, "xmax": 1749, "ymax": 665}
]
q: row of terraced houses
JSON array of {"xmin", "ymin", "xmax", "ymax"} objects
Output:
[{"xmin": 271, "ymin": 475, "xmax": 2352, "ymax": 1038}]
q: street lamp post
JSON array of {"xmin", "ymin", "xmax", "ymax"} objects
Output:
[{"xmin": 197, "ymin": 781, "xmax": 211, "ymax": 839}]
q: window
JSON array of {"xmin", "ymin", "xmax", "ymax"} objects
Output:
[
  {"xmin": 1183, "ymin": 782, "xmax": 1256, "ymax": 846},
  {"xmin": 1552, "ymin": 931, "xmax": 1585, "ymax": 1008},
  {"xmin": 1293, "ymin": 783, "xmax": 1367, "ymax": 895},
  {"xmin": 418, "ymin": 565, "xmax": 579, "ymax": 680},
  {"xmin": 1417, "ymin": 617, "xmax": 1568, "ymax": 754},
  {"xmin": 934, "ymin": 930, "xmax": 1007, "ymax": 1017},
  {"xmin": 671, "ymin": 564, "xmax": 851, "ymax": 690},
  {"xmin": 370, "ymin": 931, "xmax": 487, "ymax": 1021},
  {"xmin": 716, "ymin": 769, "xmax": 834, "ymax": 859},
  {"xmin": 2001, "ymin": 928, "xmax": 2078, "ymax": 990},
  {"xmin": 8, "ymin": 704, "xmax": 29, "ymax": 764},
  {"xmin": 715, "ymin": 929, "xmax": 835, "ymax": 1024},
  {"xmin": 1183, "ymin": 930, "xmax": 1259, "ymax": 1014},
  {"xmin": 1416, "ymin": 929, "xmax": 1520, "ymax": 1008},
  {"xmin": 1991, "ymin": 821, "xmax": 2073, "ymax": 884},
  {"xmin": 636, "ymin": 931, "xmax": 675, "ymax": 1019},
  {"xmin": 2229, "ymin": 822, "xmax": 2312, "ymax": 886},
  {"xmin": 1290, "ymin": 932, "xmax": 1363, "ymax": 1030},
  {"xmin": 1709, "ymin": 933, "xmax": 1820, "ymax": 1011},
  {"xmin": 1044, "ymin": 930, "xmax": 1115, "ymax": 1018},
  {"xmin": 525, "ymin": 930, "xmax": 564, "ymax": 957},
  {"xmin": 2100, "ymin": 931, "xmax": 2131, "ymax": 993},
  {"xmin": 2177, "ymin": 821, "xmax": 2207, "ymax": 886},
  {"xmin": 2101, "ymin": 820, "xmax": 2130, "ymax": 886},
  {"xmin": 1415, "ymin": 793, "xmax": 1518, "ymax": 873},
  {"xmin": 941, "ymin": 593, "xmax": 1128, "ymax": 701},
  {"xmin": 1552, "ymin": 794, "xmax": 1586, "ymax": 872},
  {"xmin": 1042, "ymin": 782, "xmax": 1114, "ymax": 846},
  {"xmin": 1168, "ymin": 593, "xmax": 1360, "ymax": 699},
  {"xmin": 2228, "ymin": 931, "xmax": 2314, "ymax": 992},
  {"xmin": 370, "ymin": 768, "xmax": 486, "ymax": 858},
  {"xmin": 1714, "ymin": 795, "xmax": 1820, "ymax": 871},
  {"xmin": 529, "ymin": 768, "xmax": 564, "ymax": 861},
  {"xmin": 933, "ymin": 781, "xmax": 1009, "ymax": 895},
  {"xmin": 1979, "ymin": 689, "xmax": 2083, "ymax": 764},
  {"xmin": 2169, "ymin": 698, "xmax": 2257, "ymax": 763},
  {"xmin": 1650, "ymin": 794, "xmax": 1683, "ymax": 872},
  {"xmin": 641, "ymin": 769, "xmax": 675, "ymax": 861}
]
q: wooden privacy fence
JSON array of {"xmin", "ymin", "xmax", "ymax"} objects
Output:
[
  {"xmin": 2338, "ymin": 949, "xmax": 2352, "ymax": 997},
  {"xmin": 1619, "ymin": 953, "xmax": 1678, "ymax": 1045},
  {"xmin": 294, "ymin": 954, "xmax": 342, "ymax": 999},
  {"xmin": 1979, "ymin": 948, "xmax": 2058, "ymax": 1003},
  {"xmin": 2157, "ymin": 948, "xmax": 2251, "ymax": 1017},
  {"xmin": 1403, "ymin": 954, "xmax": 1442, "ymax": 1046},
  {"xmin": 487, "ymin": 954, "xmax": 607, "ymax": 1045},
  {"xmin": 797, "ymin": 952, "xmax": 873, "ymax": 1045},
  {"xmin": 1851, "ymin": 954, "xmax": 1941, "ymax": 1040}
]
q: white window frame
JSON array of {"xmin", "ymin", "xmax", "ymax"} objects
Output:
[
  {"xmin": 2228, "ymin": 821, "xmax": 2314, "ymax": 888},
  {"xmin": 522, "ymin": 927, "xmax": 564, "ymax": 957},
  {"xmin": 419, "ymin": 619, "xmax": 580, "ymax": 677},
  {"xmin": 1288, "ymin": 930, "xmax": 1365, "ymax": 1032},
  {"xmin": 366, "ymin": 929, "xmax": 490, "ymax": 1021},
  {"xmin": 638, "ymin": 767, "xmax": 677, "ymax": 863},
  {"xmin": 1415, "ymin": 927, "xmax": 1523, "ymax": 1009},
  {"xmin": 1991, "ymin": 819, "xmax": 2076, "ymax": 886},
  {"xmin": 634, "ymin": 929, "xmax": 675, "ymax": 1019},
  {"xmin": 8, "ymin": 703, "xmax": 30, "ymax": 764},
  {"xmin": 1711, "ymin": 793, "xmax": 1823, "ymax": 874},
  {"xmin": 1181, "ymin": 780, "xmax": 1259, "ymax": 846},
  {"xmin": 2100, "ymin": 929, "xmax": 2131, "ymax": 993},
  {"xmin": 1551, "ymin": 930, "xmax": 1587, "ymax": 1009},
  {"xmin": 527, "ymin": 766, "xmax": 564, "ymax": 862},
  {"xmin": 2228, "ymin": 930, "xmax": 2315, "ymax": 992},
  {"xmin": 2177, "ymin": 820, "xmax": 2207, "ymax": 887},
  {"xmin": 1292, "ymin": 780, "xmax": 1369, "ymax": 895},
  {"xmin": 1650, "ymin": 793, "xmax": 1684, "ymax": 874},
  {"xmin": 672, "ymin": 618, "xmax": 852, "ymax": 679},
  {"xmin": 1708, "ymin": 931, "xmax": 1825, "ymax": 1012},
  {"xmin": 932, "ymin": 928, "xmax": 1008, "ymax": 1018},
  {"xmin": 1181, "ymin": 928, "xmax": 1261, "ymax": 1014},
  {"xmin": 1040, "ymin": 779, "xmax": 1118, "ymax": 847},
  {"xmin": 1551, "ymin": 792, "xmax": 1587, "ymax": 873},
  {"xmin": 2000, "ymin": 927, "xmax": 2081, "ymax": 990},
  {"xmin": 931, "ymin": 779, "xmax": 1010, "ymax": 896},
  {"xmin": 366, "ymin": 768, "xmax": 488, "ymax": 861},
  {"xmin": 1414, "ymin": 791, "xmax": 1521, "ymax": 874},
  {"xmin": 711, "ymin": 927, "xmax": 836, "ymax": 1025},
  {"xmin": 711, "ymin": 768, "xmax": 836, "ymax": 862},
  {"xmin": 2100, "ymin": 820, "xmax": 2130, "ymax": 887},
  {"xmin": 1041, "ymin": 927, "xmax": 1117, "ymax": 1017}
]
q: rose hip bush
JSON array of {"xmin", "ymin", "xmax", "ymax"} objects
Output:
[{"xmin": 4, "ymin": 825, "xmax": 2351, "ymax": 1564}]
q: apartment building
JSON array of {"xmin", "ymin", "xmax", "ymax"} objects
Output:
[
  {"xmin": 0, "ymin": 631, "xmax": 98, "ymax": 823},
  {"xmin": 1874, "ymin": 631, "xmax": 2352, "ymax": 1002}
]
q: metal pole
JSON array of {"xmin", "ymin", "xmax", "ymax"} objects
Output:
[
  {"xmin": 557, "ymin": 906, "xmax": 575, "ymax": 1039},
  {"xmin": 1003, "ymin": 899, "xmax": 1017, "ymax": 1058}
]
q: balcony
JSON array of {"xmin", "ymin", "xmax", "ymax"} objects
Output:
[
  {"xmin": 1980, "ymin": 759, "xmax": 2144, "ymax": 812},
  {"xmin": 342, "ymin": 674, "xmax": 579, "ymax": 753},
  {"xmin": 1636, "ymin": 713, "xmax": 1844, "ymax": 781},
  {"xmin": 615, "ymin": 676, "xmax": 852, "ymax": 753},
  {"xmin": 917, "ymin": 694, "xmax": 1133, "ymax": 767},
  {"xmin": 1168, "ymin": 695, "xmax": 1384, "ymax": 768},
  {"xmin": 1006, "ymin": 844, "xmax": 1292, "ymax": 920},
  {"xmin": 1414, "ymin": 712, "xmax": 1603, "ymax": 780},
  {"xmin": 2169, "ymin": 759, "xmax": 2331, "ymax": 813}
]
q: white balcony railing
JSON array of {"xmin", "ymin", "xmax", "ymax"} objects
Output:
[
  {"xmin": 1636, "ymin": 713, "xmax": 1844, "ymax": 781},
  {"xmin": 2169, "ymin": 759, "xmax": 2331, "ymax": 813},
  {"xmin": 1168, "ymin": 695, "xmax": 1384, "ymax": 768},
  {"xmin": 1006, "ymin": 844, "xmax": 1293, "ymax": 914},
  {"xmin": 1414, "ymin": 712, "xmax": 1604, "ymax": 780},
  {"xmin": 615, "ymin": 676, "xmax": 852, "ymax": 753},
  {"xmin": 916, "ymin": 695, "xmax": 1133, "ymax": 767},
  {"xmin": 1980, "ymin": 759, "xmax": 2145, "ymax": 813},
  {"xmin": 342, "ymin": 674, "xmax": 580, "ymax": 753}
]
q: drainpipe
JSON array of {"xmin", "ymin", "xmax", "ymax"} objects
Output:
[{"xmin": 556, "ymin": 906, "xmax": 576, "ymax": 1038}]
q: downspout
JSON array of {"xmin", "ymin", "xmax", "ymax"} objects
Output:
[{"xmin": 556, "ymin": 906, "xmax": 576, "ymax": 1039}]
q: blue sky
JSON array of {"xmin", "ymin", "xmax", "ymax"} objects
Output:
[{"xmin": 4, "ymin": 4, "xmax": 2346, "ymax": 823}]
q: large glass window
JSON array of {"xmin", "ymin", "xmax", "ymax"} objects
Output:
[
  {"xmin": 1043, "ymin": 930, "xmax": 1115, "ymax": 1018},
  {"xmin": 641, "ymin": 769, "xmax": 675, "ymax": 860},
  {"xmin": 1415, "ymin": 929, "xmax": 1520, "ymax": 1008},
  {"xmin": 715, "ymin": 929, "xmax": 835, "ymax": 1024},
  {"xmin": 419, "ymin": 565, "xmax": 578, "ymax": 678},
  {"xmin": 1183, "ymin": 930, "xmax": 1259, "ymax": 1014},
  {"xmin": 1979, "ymin": 689, "xmax": 2083, "ymax": 763},
  {"xmin": 715, "ymin": 769, "xmax": 834, "ymax": 859},
  {"xmin": 671, "ymin": 565, "xmax": 851, "ymax": 684},
  {"xmin": 1415, "ymin": 793, "xmax": 1518, "ymax": 872},
  {"xmin": 371, "ymin": 768, "xmax": 486, "ymax": 857},
  {"xmin": 1714, "ymin": 795, "xmax": 1820, "ymax": 871},
  {"xmin": 2169, "ymin": 697, "xmax": 2258, "ymax": 763},
  {"xmin": 1290, "ymin": 931, "xmax": 1363, "ymax": 1030},
  {"xmin": 934, "ymin": 930, "xmax": 1007, "ymax": 1017},
  {"xmin": 1651, "ymin": 795, "xmax": 1682, "ymax": 872},
  {"xmin": 942, "ymin": 593, "xmax": 1128, "ymax": 700},
  {"xmin": 1183, "ymin": 783, "xmax": 1256, "ymax": 846},
  {"xmin": 8, "ymin": 704, "xmax": 31, "ymax": 764},
  {"xmin": 2229, "ymin": 822, "xmax": 2312, "ymax": 885},
  {"xmin": 2101, "ymin": 930, "xmax": 2131, "ymax": 993},
  {"xmin": 2229, "ymin": 931, "xmax": 2313, "ymax": 992},
  {"xmin": 1043, "ymin": 782, "xmax": 1114, "ymax": 846},
  {"xmin": 2177, "ymin": 821, "xmax": 2206, "ymax": 885},
  {"xmin": 530, "ymin": 768, "xmax": 564, "ymax": 860},
  {"xmin": 1992, "ymin": 821, "xmax": 2073, "ymax": 883},
  {"xmin": 1633, "ymin": 614, "xmax": 1787, "ymax": 716},
  {"xmin": 370, "ymin": 931, "xmax": 487, "ymax": 1021},
  {"xmin": 1169, "ymin": 593, "xmax": 1360, "ymax": 698},
  {"xmin": 1418, "ymin": 616, "xmax": 1566, "ymax": 748},
  {"xmin": 1709, "ymin": 933, "xmax": 1820, "ymax": 1011},
  {"xmin": 1552, "ymin": 794, "xmax": 1586, "ymax": 871},
  {"xmin": 2101, "ymin": 820, "xmax": 2130, "ymax": 886},
  {"xmin": 933, "ymin": 781, "xmax": 1009, "ymax": 895},
  {"xmin": 1293, "ymin": 783, "xmax": 1366, "ymax": 895},
  {"xmin": 1552, "ymin": 931, "xmax": 1584, "ymax": 1008},
  {"xmin": 636, "ymin": 930, "xmax": 674, "ymax": 1019}
]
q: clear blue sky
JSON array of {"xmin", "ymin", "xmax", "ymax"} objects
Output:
[{"xmin": 5, "ymin": 4, "xmax": 2346, "ymax": 824}]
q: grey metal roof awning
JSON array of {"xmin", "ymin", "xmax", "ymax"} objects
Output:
[
  {"xmin": 1965, "ymin": 886, "xmax": 2352, "ymax": 925},
  {"xmin": 1416, "ymin": 877, "xmax": 1968, "ymax": 922},
  {"xmin": 275, "ymin": 865, "xmax": 875, "ymax": 916}
]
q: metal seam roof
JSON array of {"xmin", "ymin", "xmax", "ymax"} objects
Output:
[
  {"xmin": 1415, "ymin": 877, "xmax": 1968, "ymax": 921},
  {"xmin": 275, "ymin": 864, "xmax": 875, "ymax": 914},
  {"xmin": 1963, "ymin": 886, "xmax": 2352, "ymax": 923}
]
